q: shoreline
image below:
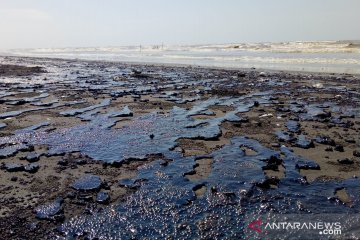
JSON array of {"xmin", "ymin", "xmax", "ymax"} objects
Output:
[
  {"xmin": 1, "ymin": 54, "xmax": 360, "ymax": 77},
  {"xmin": 0, "ymin": 57, "xmax": 359, "ymax": 239}
]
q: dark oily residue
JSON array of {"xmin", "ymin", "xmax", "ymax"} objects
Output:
[
  {"xmin": 286, "ymin": 120, "xmax": 301, "ymax": 133},
  {"xmin": 0, "ymin": 101, "xmax": 83, "ymax": 119},
  {"xmin": 57, "ymin": 138, "xmax": 359, "ymax": 239},
  {"xmin": 34, "ymin": 197, "xmax": 64, "ymax": 220},
  {"xmin": 0, "ymin": 122, "xmax": 7, "ymax": 129},
  {"xmin": 0, "ymin": 95, "xmax": 262, "ymax": 163},
  {"xmin": 0, "ymin": 57, "xmax": 359, "ymax": 239},
  {"xmin": 14, "ymin": 122, "xmax": 50, "ymax": 134},
  {"xmin": 296, "ymin": 135, "xmax": 315, "ymax": 149},
  {"xmin": 60, "ymin": 99, "xmax": 111, "ymax": 116},
  {"xmin": 71, "ymin": 175, "xmax": 102, "ymax": 191}
]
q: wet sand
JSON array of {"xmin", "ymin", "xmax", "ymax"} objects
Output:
[{"xmin": 0, "ymin": 56, "xmax": 359, "ymax": 239}]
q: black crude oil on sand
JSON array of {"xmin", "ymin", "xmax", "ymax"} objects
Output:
[{"xmin": 0, "ymin": 56, "xmax": 360, "ymax": 239}]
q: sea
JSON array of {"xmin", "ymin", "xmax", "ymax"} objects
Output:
[{"xmin": 2, "ymin": 41, "xmax": 360, "ymax": 74}]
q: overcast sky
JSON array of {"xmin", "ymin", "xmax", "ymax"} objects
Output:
[{"xmin": 0, "ymin": 0, "xmax": 359, "ymax": 49}]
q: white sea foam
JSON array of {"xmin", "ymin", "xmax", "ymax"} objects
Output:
[{"xmin": 4, "ymin": 41, "xmax": 360, "ymax": 74}]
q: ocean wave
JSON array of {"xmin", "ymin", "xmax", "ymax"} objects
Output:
[{"xmin": 8, "ymin": 41, "xmax": 360, "ymax": 55}]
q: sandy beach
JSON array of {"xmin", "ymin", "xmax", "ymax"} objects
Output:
[{"xmin": 0, "ymin": 56, "xmax": 359, "ymax": 239}]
